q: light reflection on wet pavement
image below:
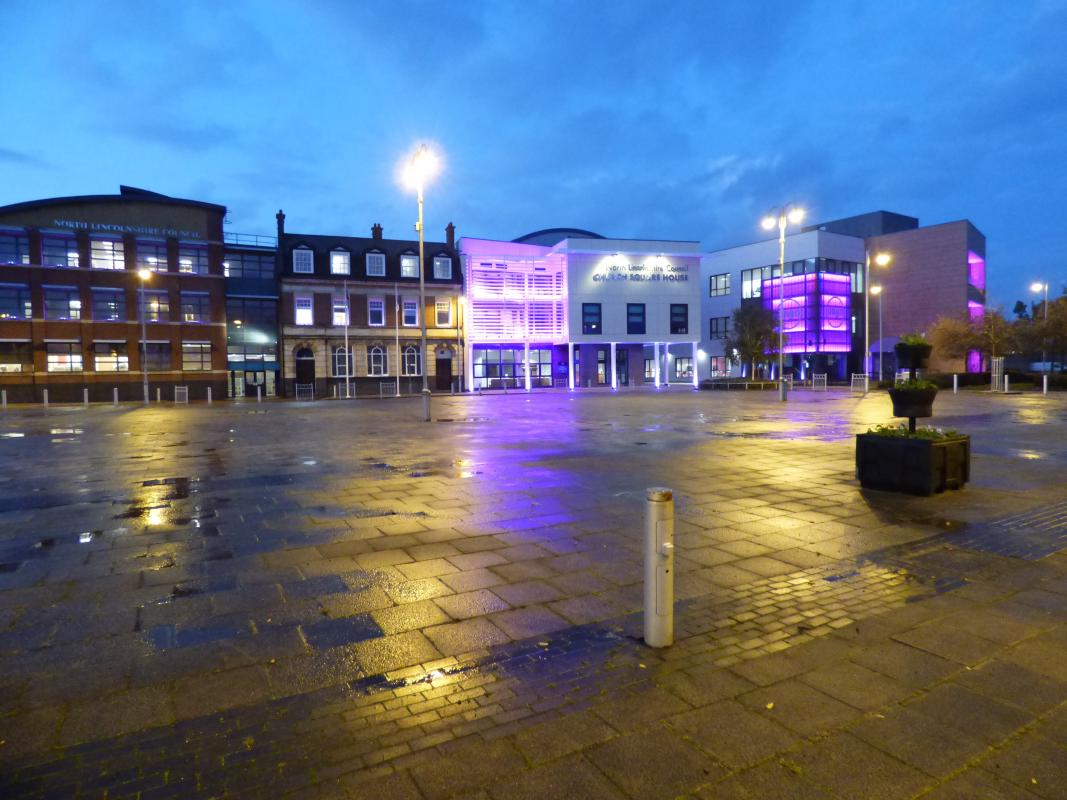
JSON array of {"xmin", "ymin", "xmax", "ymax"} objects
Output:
[{"xmin": 0, "ymin": 388, "xmax": 1066, "ymax": 798}]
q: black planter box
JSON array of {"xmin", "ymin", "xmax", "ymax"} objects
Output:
[{"xmin": 856, "ymin": 433, "xmax": 970, "ymax": 496}]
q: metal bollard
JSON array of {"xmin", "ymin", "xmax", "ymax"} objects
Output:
[
  {"xmin": 207, "ymin": 387, "xmax": 212, "ymax": 404},
  {"xmin": 1043, "ymin": 374, "xmax": 1048, "ymax": 395},
  {"xmin": 156, "ymin": 387, "xmax": 161, "ymax": 403},
  {"xmin": 953, "ymin": 374, "xmax": 958, "ymax": 394},
  {"xmin": 422, "ymin": 388, "xmax": 431, "ymax": 422},
  {"xmin": 113, "ymin": 387, "xmax": 118, "ymax": 406},
  {"xmin": 256, "ymin": 385, "xmax": 262, "ymax": 403},
  {"xmin": 644, "ymin": 487, "xmax": 675, "ymax": 648},
  {"xmin": 1, "ymin": 389, "xmax": 6, "ymax": 409},
  {"xmin": 1004, "ymin": 375, "xmax": 1010, "ymax": 393},
  {"xmin": 42, "ymin": 389, "xmax": 49, "ymax": 407},
  {"xmin": 83, "ymin": 388, "xmax": 89, "ymax": 406}
]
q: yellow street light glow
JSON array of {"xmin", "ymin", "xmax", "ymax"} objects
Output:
[
  {"xmin": 137, "ymin": 268, "xmax": 152, "ymax": 281},
  {"xmin": 870, "ymin": 285, "xmax": 882, "ymax": 295},
  {"xmin": 1031, "ymin": 281, "xmax": 1046, "ymax": 293},
  {"xmin": 761, "ymin": 216, "xmax": 777, "ymax": 231},
  {"xmin": 874, "ymin": 252, "xmax": 891, "ymax": 267},
  {"xmin": 402, "ymin": 144, "xmax": 440, "ymax": 191},
  {"xmin": 233, "ymin": 319, "xmax": 243, "ymax": 326},
  {"xmin": 787, "ymin": 207, "xmax": 805, "ymax": 225}
]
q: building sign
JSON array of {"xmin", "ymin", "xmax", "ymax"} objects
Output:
[
  {"xmin": 763, "ymin": 272, "xmax": 851, "ymax": 354},
  {"xmin": 50, "ymin": 219, "xmax": 202, "ymax": 239},
  {"xmin": 592, "ymin": 259, "xmax": 689, "ymax": 283}
]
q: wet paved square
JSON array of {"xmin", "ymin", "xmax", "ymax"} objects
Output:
[{"xmin": 1, "ymin": 388, "xmax": 1066, "ymax": 798}]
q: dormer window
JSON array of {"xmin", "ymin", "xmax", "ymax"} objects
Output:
[
  {"xmin": 400, "ymin": 254, "xmax": 419, "ymax": 278},
  {"xmin": 330, "ymin": 249, "xmax": 350, "ymax": 275},
  {"xmin": 293, "ymin": 247, "xmax": 314, "ymax": 274},
  {"xmin": 433, "ymin": 256, "xmax": 452, "ymax": 279},
  {"xmin": 366, "ymin": 252, "xmax": 386, "ymax": 277}
]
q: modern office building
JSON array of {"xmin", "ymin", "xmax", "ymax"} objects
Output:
[
  {"xmin": 459, "ymin": 229, "xmax": 703, "ymax": 390},
  {"xmin": 0, "ymin": 186, "xmax": 229, "ymax": 402},
  {"xmin": 700, "ymin": 211, "xmax": 987, "ymax": 379},
  {"xmin": 224, "ymin": 231, "xmax": 280, "ymax": 397},
  {"xmin": 276, "ymin": 215, "xmax": 464, "ymax": 397}
]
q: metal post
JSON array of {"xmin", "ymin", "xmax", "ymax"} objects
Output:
[
  {"xmin": 953, "ymin": 374, "xmax": 958, "ymax": 395},
  {"xmin": 343, "ymin": 278, "xmax": 351, "ymax": 400},
  {"xmin": 864, "ymin": 249, "xmax": 870, "ymax": 390},
  {"xmin": 777, "ymin": 215, "xmax": 787, "ymax": 402},
  {"xmin": 207, "ymin": 387, "xmax": 212, "ymax": 404},
  {"xmin": 156, "ymin": 387, "xmax": 161, "ymax": 403},
  {"xmin": 1004, "ymin": 375, "xmax": 1010, "ymax": 393},
  {"xmin": 139, "ymin": 277, "xmax": 149, "ymax": 404},
  {"xmin": 1, "ymin": 389, "xmax": 6, "ymax": 409},
  {"xmin": 143, "ymin": 383, "xmax": 149, "ymax": 404},
  {"xmin": 83, "ymin": 387, "xmax": 89, "ymax": 406},
  {"xmin": 256, "ymin": 385, "xmax": 262, "ymax": 403},
  {"xmin": 43, "ymin": 389, "xmax": 48, "ymax": 407},
  {"xmin": 113, "ymin": 387, "xmax": 118, "ymax": 405},
  {"xmin": 644, "ymin": 487, "xmax": 675, "ymax": 648},
  {"xmin": 1043, "ymin": 374, "xmax": 1048, "ymax": 395},
  {"xmin": 877, "ymin": 290, "xmax": 884, "ymax": 382},
  {"xmin": 417, "ymin": 181, "xmax": 430, "ymax": 423}
]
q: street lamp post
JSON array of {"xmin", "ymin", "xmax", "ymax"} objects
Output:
[
  {"xmin": 404, "ymin": 144, "xmax": 439, "ymax": 422},
  {"xmin": 138, "ymin": 268, "xmax": 151, "ymax": 404},
  {"xmin": 1031, "ymin": 281, "xmax": 1049, "ymax": 373},
  {"xmin": 864, "ymin": 251, "xmax": 891, "ymax": 392},
  {"xmin": 870, "ymin": 285, "xmax": 883, "ymax": 382},
  {"xmin": 761, "ymin": 206, "xmax": 805, "ymax": 401}
]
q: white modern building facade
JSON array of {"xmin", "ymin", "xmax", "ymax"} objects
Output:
[{"xmin": 459, "ymin": 229, "xmax": 704, "ymax": 390}]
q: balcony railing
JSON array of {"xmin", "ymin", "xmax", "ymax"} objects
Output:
[{"xmin": 224, "ymin": 232, "xmax": 277, "ymax": 249}]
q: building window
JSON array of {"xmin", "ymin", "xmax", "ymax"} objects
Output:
[
  {"xmin": 225, "ymin": 297, "xmax": 277, "ymax": 329},
  {"xmin": 435, "ymin": 300, "xmax": 451, "ymax": 327},
  {"xmin": 178, "ymin": 245, "xmax": 209, "ymax": 274},
  {"xmin": 644, "ymin": 358, "xmax": 654, "ymax": 379},
  {"xmin": 368, "ymin": 345, "xmax": 387, "ymax": 376},
  {"xmin": 742, "ymin": 266, "xmax": 779, "ymax": 299},
  {"xmin": 402, "ymin": 345, "xmax": 421, "ymax": 376},
  {"xmin": 44, "ymin": 287, "xmax": 82, "ymax": 320},
  {"xmin": 402, "ymin": 299, "xmax": 418, "ymax": 327},
  {"xmin": 709, "ymin": 316, "xmax": 730, "ymax": 340},
  {"xmin": 400, "ymin": 254, "xmax": 419, "ymax": 278},
  {"xmin": 332, "ymin": 298, "xmax": 349, "ymax": 326},
  {"xmin": 223, "ymin": 252, "xmax": 274, "ymax": 279},
  {"xmin": 596, "ymin": 348, "xmax": 607, "ymax": 384},
  {"xmin": 627, "ymin": 303, "xmax": 646, "ymax": 335},
  {"xmin": 0, "ymin": 284, "xmax": 32, "ymax": 320},
  {"xmin": 144, "ymin": 342, "xmax": 171, "ymax": 371},
  {"xmin": 295, "ymin": 295, "xmax": 313, "ymax": 326},
  {"xmin": 137, "ymin": 240, "xmax": 169, "ymax": 272},
  {"xmin": 711, "ymin": 356, "xmax": 727, "ymax": 376},
  {"xmin": 0, "ymin": 342, "xmax": 32, "ymax": 373},
  {"xmin": 142, "ymin": 290, "xmax": 169, "ymax": 322},
  {"xmin": 670, "ymin": 304, "xmax": 688, "ymax": 335},
  {"xmin": 42, "ymin": 235, "xmax": 79, "ymax": 267},
  {"xmin": 93, "ymin": 342, "xmax": 129, "ymax": 372},
  {"xmin": 433, "ymin": 256, "xmax": 452, "ymax": 279},
  {"xmin": 0, "ymin": 231, "xmax": 30, "ymax": 265},
  {"xmin": 582, "ymin": 303, "xmax": 602, "ymax": 335},
  {"xmin": 366, "ymin": 252, "xmax": 386, "ymax": 277},
  {"xmin": 92, "ymin": 289, "xmax": 127, "ymax": 321},
  {"xmin": 181, "ymin": 343, "xmax": 211, "ymax": 371},
  {"xmin": 674, "ymin": 357, "xmax": 693, "ymax": 379},
  {"xmin": 180, "ymin": 292, "xmax": 210, "ymax": 323},
  {"xmin": 330, "ymin": 250, "xmax": 350, "ymax": 275},
  {"xmin": 709, "ymin": 273, "xmax": 731, "ymax": 297},
  {"xmin": 46, "ymin": 342, "xmax": 82, "ymax": 372},
  {"xmin": 293, "ymin": 248, "xmax": 314, "ymax": 274},
  {"xmin": 368, "ymin": 296, "xmax": 385, "ymax": 326},
  {"xmin": 91, "ymin": 238, "xmax": 125, "ymax": 270},
  {"xmin": 332, "ymin": 346, "xmax": 352, "ymax": 377}
]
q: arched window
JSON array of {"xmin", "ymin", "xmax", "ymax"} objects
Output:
[
  {"xmin": 368, "ymin": 345, "xmax": 387, "ymax": 376},
  {"xmin": 332, "ymin": 346, "xmax": 352, "ymax": 377},
  {"xmin": 402, "ymin": 345, "xmax": 421, "ymax": 376}
]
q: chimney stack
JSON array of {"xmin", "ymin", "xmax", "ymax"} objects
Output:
[
  {"xmin": 276, "ymin": 209, "xmax": 285, "ymax": 237},
  {"xmin": 446, "ymin": 222, "xmax": 455, "ymax": 248},
  {"xmin": 371, "ymin": 223, "xmax": 383, "ymax": 240}
]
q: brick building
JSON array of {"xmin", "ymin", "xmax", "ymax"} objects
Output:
[{"xmin": 0, "ymin": 187, "xmax": 229, "ymax": 402}]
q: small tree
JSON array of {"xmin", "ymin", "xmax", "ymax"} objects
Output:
[
  {"xmin": 929, "ymin": 315, "xmax": 974, "ymax": 362},
  {"xmin": 974, "ymin": 308, "xmax": 1017, "ymax": 360},
  {"xmin": 724, "ymin": 304, "xmax": 776, "ymax": 378}
]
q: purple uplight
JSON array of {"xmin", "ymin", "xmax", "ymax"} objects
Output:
[
  {"xmin": 762, "ymin": 272, "xmax": 851, "ymax": 353},
  {"xmin": 968, "ymin": 301, "xmax": 985, "ymax": 322},
  {"xmin": 967, "ymin": 251, "xmax": 986, "ymax": 291}
]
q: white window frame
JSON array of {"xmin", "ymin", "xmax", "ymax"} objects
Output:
[
  {"xmin": 400, "ymin": 254, "xmax": 419, "ymax": 278},
  {"xmin": 402, "ymin": 344, "xmax": 421, "ymax": 376},
  {"xmin": 332, "ymin": 298, "xmax": 349, "ymax": 326},
  {"xmin": 332, "ymin": 346, "xmax": 351, "ymax": 377},
  {"xmin": 435, "ymin": 300, "xmax": 451, "ymax": 327},
  {"xmin": 368, "ymin": 296, "xmax": 385, "ymax": 327},
  {"xmin": 368, "ymin": 345, "xmax": 387, "ymax": 376},
  {"xmin": 402, "ymin": 299, "xmax": 418, "ymax": 327},
  {"xmin": 295, "ymin": 294, "xmax": 314, "ymax": 326},
  {"xmin": 366, "ymin": 252, "xmax": 386, "ymax": 277},
  {"xmin": 293, "ymin": 248, "xmax": 314, "ymax": 274},
  {"xmin": 433, "ymin": 256, "xmax": 452, "ymax": 280},
  {"xmin": 330, "ymin": 249, "xmax": 350, "ymax": 275}
]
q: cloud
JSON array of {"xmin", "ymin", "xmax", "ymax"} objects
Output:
[{"xmin": 0, "ymin": 146, "xmax": 44, "ymax": 166}]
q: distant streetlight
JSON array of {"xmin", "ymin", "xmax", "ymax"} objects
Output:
[
  {"xmin": 761, "ymin": 205, "xmax": 805, "ymax": 401},
  {"xmin": 870, "ymin": 285, "xmax": 884, "ymax": 382},
  {"xmin": 865, "ymin": 251, "xmax": 891, "ymax": 391},
  {"xmin": 403, "ymin": 143, "xmax": 441, "ymax": 421},
  {"xmin": 1031, "ymin": 281, "xmax": 1049, "ymax": 373},
  {"xmin": 137, "ymin": 268, "xmax": 152, "ymax": 404}
]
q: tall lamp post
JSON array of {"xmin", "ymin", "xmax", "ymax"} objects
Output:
[
  {"xmin": 403, "ymin": 144, "xmax": 440, "ymax": 422},
  {"xmin": 1031, "ymin": 281, "xmax": 1049, "ymax": 373},
  {"xmin": 137, "ymin": 268, "xmax": 151, "ymax": 404},
  {"xmin": 870, "ymin": 285, "xmax": 884, "ymax": 382},
  {"xmin": 864, "ymin": 251, "xmax": 891, "ymax": 392},
  {"xmin": 761, "ymin": 205, "xmax": 805, "ymax": 401}
]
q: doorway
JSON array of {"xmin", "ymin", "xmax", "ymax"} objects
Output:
[
  {"xmin": 295, "ymin": 347, "xmax": 315, "ymax": 385},
  {"xmin": 435, "ymin": 348, "xmax": 453, "ymax": 391}
]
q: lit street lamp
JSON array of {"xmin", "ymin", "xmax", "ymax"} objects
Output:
[
  {"xmin": 870, "ymin": 284, "xmax": 883, "ymax": 382},
  {"xmin": 403, "ymin": 144, "xmax": 440, "ymax": 421},
  {"xmin": 138, "ymin": 268, "xmax": 151, "ymax": 404},
  {"xmin": 1031, "ymin": 281, "xmax": 1049, "ymax": 373},
  {"xmin": 865, "ymin": 251, "xmax": 891, "ymax": 391},
  {"xmin": 761, "ymin": 206, "xmax": 805, "ymax": 401}
]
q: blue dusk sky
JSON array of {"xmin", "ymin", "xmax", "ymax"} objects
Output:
[{"xmin": 2, "ymin": 0, "xmax": 1065, "ymax": 307}]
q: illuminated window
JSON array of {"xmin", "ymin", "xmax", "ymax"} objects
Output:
[
  {"xmin": 400, "ymin": 254, "xmax": 419, "ymax": 278},
  {"xmin": 295, "ymin": 295, "xmax": 313, "ymax": 325},
  {"xmin": 91, "ymin": 238, "xmax": 125, "ymax": 270},
  {"xmin": 44, "ymin": 287, "xmax": 81, "ymax": 320},
  {"xmin": 0, "ymin": 284, "xmax": 32, "ymax": 320},
  {"xmin": 435, "ymin": 300, "xmax": 451, "ymax": 327},
  {"xmin": 674, "ymin": 356, "xmax": 693, "ymax": 379},
  {"xmin": 330, "ymin": 250, "xmax": 350, "ymax": 275},
  {"xmin": 178, "ymin": 244, "xmax": 209, "ymax": 274},
  {"xmin": 709, "ymin": 316, "xmax": 729, "ymax": 340},
  {"xmin": 433, "ymin": 256, "xmax": 452, "ymax": 279},
  {"xmin": 0, "ymin": 342, "xmax": 31, "ymax": 373},
  {"xmin": 709, "ymin": 273, "xmax": 731, "ymax": 297},
  {"xmin": 402, "ymin": 345, "xmax": 421, "ymax": 376},
  {"xmin": 293, "ymin": 248, "xmax": 314, "ymax": 274},
  {"xmin": 332, "ymin": 346, "xmax": 352, "ymax": 377},
  {"xmin": 368, "ymin": 296, "xmax": 385, "ymax": 326},
  {"xmin": 92, "ymin": 289, "xmax": 127, "ymax": 321},
  {"xmin": 42, "ymin": 235, "xmax": 79, "ymax": 267},
  {"xmin": 402, "ymin": 299, "xmax": 418, "ymax": 326},
  {"xmin": 0, "ymin": 230, "xmax": 30, "ymax": 265},
  {"xmin": 180, "ymin": 292, "xmax": 210, "ymax": 323},
  {"xmin": 181, "ymin": 343, "xmax": 211, "ymax": 371},
  {"xmin": 627, "ymin": 303, "xmax": 646, "ymax": 335},
  {"xmin": 224, "ymin": 252, "xmax": 274, "ymax": 278},
  {"xmin": 332, "ymin": 298, "xmax": 349, "ymax": 326},
  {"xmin": 47, "ymin": 342, "xmax": 82, "ymax": 371},
  {"xmin": 93, "ymin": 342, "xmax": 129, "ymax": 372},
  {"xmin": 137, "ymin": 240, "xmax": 169, "ymax": 272},
  {"xmin": 366, "ymin": 252, "xmax": 386, "ymax": 277},
  {"xmin": 368, "ymin": 344, "xmax": 387, "ymax": 376},
  {"xmin": 582, "ymin": 303, "xmax": 601, "ymax": 335},
  {"xmin": 670, "ymin": 304, "xmax": 688, "ymax": 335},
  {"xmin": 142, "ymin": 290, "xmax": 169, "ymax": 322}
]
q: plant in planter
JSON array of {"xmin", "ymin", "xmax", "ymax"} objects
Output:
[{"xmin": 890, "ymin": 333, "xmax": 937, "ymax": 432}]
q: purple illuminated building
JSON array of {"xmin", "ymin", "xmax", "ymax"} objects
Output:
[{"xmin": 762, "ymin": 273, "xmax": 852, "ymax": 354}]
